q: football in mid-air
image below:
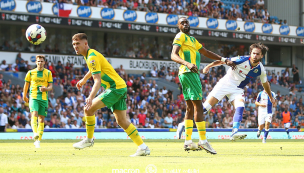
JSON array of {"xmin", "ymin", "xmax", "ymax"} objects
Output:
[{"xmin": 25, "ymin": 24, "xmax": 47, "ymax": 45}]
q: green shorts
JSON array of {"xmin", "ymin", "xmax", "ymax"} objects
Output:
[
  {"xmin": 29, "ymin": 99, "xmax": 48, "ymax": 116},
  {"xmin": 179, "ymin": 72, "xmax": 202, "ymax": 100},
  {"xmin": 97, "ymin": 87, "xmax": 127, "ymax": 112}
]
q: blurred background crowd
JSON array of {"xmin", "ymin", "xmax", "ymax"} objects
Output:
[{"xmin": 0, "ymin": 52, "xmax": 303, "ymax": 130}]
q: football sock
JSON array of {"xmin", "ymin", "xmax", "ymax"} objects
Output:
[
  {"xmin": 86, "ymin": 115, "xmax": 95, "ymax": 141},
  {"xmin": 31, "ymin": 116, "xmax": 38, "ymax": 134},
  {"xmin": 286, "ymin": 129, "xmax": 289, "ymax": 135},
  {"xmin": 195, "ymin": 121, "xmax": 207, "ymax": 141},
  {"xmin": 125, "ymin": 123, "xmax": 144, "ymax": 147},
  {"xmin": 38, "ymin": 123, "xmax": 44, "ymax": 141},
  {"xmin": 203, "ymin": 102, "xmax": 212, "ymax": 113},
  {"xmin": 264, "ymin": 129, "xmax": 269, "ymax": 139},
  {"xmin": 185, "ymin": 119, "xmax": 193, "ymax": 141},
  {"xmin": 232, "ymin": 107, "xmax": 244, "ymax": 133}
]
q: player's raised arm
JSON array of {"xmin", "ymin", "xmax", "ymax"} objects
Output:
[
  {"xmin": 199, "ymin": 47, "xmax": 236, "ymax": 69},
  {"xmin": 202, "ymin": 60, "xmax": 225, "ymax": 74}
]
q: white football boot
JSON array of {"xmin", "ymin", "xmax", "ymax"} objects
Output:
[
  {"xmin": 198, "ymin": 141, "xmax": 217, "ymax": 154},
  {"xmin": 73, "ymin": 138, "xmax": 94, "ymax": 149},
  {"xmin": 34, "ymin": 141, "xmax": 40, "ymax": 148},
  {"xmin": 130, "ymin": 146, "xmax": 150, "ymax": 157}
]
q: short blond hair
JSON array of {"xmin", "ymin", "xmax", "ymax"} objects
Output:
[
  {"xmin": 72, "ymin": 33, "xmax": 88, "ymax": 41},
  {"xmin": 36, "ymin": 55, "xmax": 45, "ymax": 61}
]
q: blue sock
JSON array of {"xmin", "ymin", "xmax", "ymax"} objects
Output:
[
  {"xmin": 232, "ymin": 107, "xmax": 244, "ymax": 133},
  {"xmin": 264, "ymin": 129, "xmax": 269, "ymax": 139},
  {"xmin": 286, "ymin": 129, "xmax": 289, "ymax": 135}
]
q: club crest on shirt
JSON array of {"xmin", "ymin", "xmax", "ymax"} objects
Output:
[
  {"xmin": 254, "ymin": 69, "xmax": 259, "ymax": 73},
  {"xmin": 90, "ymin": 60, "xmax": 96, "ymax": 67}
]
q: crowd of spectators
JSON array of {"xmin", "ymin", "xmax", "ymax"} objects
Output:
[
  {"xmin": 0, "ymin": 51, "xmax": 303, "ymax": 131},
  {"xmin": 39, "ymin": 0, "xmax": 278, "ymax": 23}
]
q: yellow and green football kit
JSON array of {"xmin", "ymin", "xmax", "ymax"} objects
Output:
[
  {"xmin": 24, "ymin": 68, "xmax": 53, "ymax": 116},
  {"xmin": 173, "ymin": 32, "xmax": 203, "ymax": 101}
]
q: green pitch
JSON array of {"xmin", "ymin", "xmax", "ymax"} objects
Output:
[{"xmin": 1, "ymin": 139, "xmax": 303, "ymax": 173}]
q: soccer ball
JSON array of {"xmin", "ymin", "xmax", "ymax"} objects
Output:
[{"xmin": 25, "ymin": 24, "xmax": 47, "ymax": 45}]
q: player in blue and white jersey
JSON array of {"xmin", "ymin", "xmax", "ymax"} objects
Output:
[
  {"xmin": 202, "ymin": 43, "xmax": 276, "ymax": 141},
  {"xmin": 255, "ymin": 86, "xmax": 276, "ymax": 143}
]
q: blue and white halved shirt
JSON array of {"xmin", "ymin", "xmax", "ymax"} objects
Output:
[
  {"xmin": 223, "ymin": 56, "xmax": 267, "ymax": 89},
  {"xmin": 256, "ymin": 90, "xmax": 276, "ymax": 114}
]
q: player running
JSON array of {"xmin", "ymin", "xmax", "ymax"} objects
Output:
[
  {"xmin": 23, "ymin": 55, "xmax": 53, "ymax": 148},
  {"xmin": 202, "ymin": 42, "xmax": 276, "ymax": 141},
  {"xmin": 282, "ymin": 105, "xmax": 292, "ymax": 139},
  {"xmin": 171, "ymin": 17, "xmax": 235, "ymax": 154},
  {"xmin": 71, "ymin": 33, "xmax": 150, "ymax": 156},
  {"xmin": 255, "ymin": 86, "xmax": 276, "ymax": 143}
]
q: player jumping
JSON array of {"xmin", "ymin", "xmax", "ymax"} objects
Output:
[
  {"xmin": 202, "ymin": 43, "xmax": 276, "ymax": 141},
  {"xmin": 23, "ymin": 55, "xmax": 53, "ymax": 148},
  {"xmin": 71, "ymin": 33, "xmax": 150, "ymax": 156},
  {"xmin": 255, "ymin": 85, "xmax": 276, "ymax": 143}
]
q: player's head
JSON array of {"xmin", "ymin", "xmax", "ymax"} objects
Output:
[
  {"xmin": 36, "ymin": 55, "xmax": 45, "ymax": 70},
  {"xmin": 249, "ymin": 42, "xmax": 268, "ymax": 63},
  {"xmin": 178, "ymin": 17, "xmax": 190, "ymax": 33},
  {"xmin": 72, "ymin": 33, "xmax": 89, "ymax": 56}
]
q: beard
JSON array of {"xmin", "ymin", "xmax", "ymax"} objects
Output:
[{"xmin": 182, "ymin": 26, "xmax": 190, "ymax": 33}]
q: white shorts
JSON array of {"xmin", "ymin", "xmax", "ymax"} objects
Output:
[
  {"xmin": 258, "ymin": 113, "xmax": 272, "ymax": 125},
  {"xmin": 208, "ymin": 80, "xmax": 244, "ymax": 102},
  {"xmin": 284, "ymin": 122, "xmax": 291, "ymax": 128}
]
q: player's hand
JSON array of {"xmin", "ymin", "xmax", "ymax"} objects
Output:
[
  {"xmin": 76, "ymin": 79, "xmax": 86, "ymax": 90},
  {"xmin": 203, "ymin": 66, "xmax": 210, "ymax": 74},
  {"xmin": 225, "ymin": 59, "xmax": 236, "ymax": 70},
  {"xmin": 270, "ymin": 97, "xmax": 276, "ymax": 107},
  {"xmin": 186, "ymin": 63, "xmax": 198, "ymax": 73},
  {"xmin": 260, "ymin": 104, "xmax": 267, "ymax": 107},
  {"xmin": 23, "ymin": 96, "xmax": 29, "ymax": 103},
  {"xmin": 84, "ymin": 97, "xmax": 93, "ymax": 110},
  {"xmin": 39, "ymin": 86, "xmax": 47, "ymax": 92}
]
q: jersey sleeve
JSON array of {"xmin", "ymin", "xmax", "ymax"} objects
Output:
[
  {"xmin": 256, "ymin": 92, "xmax": 261, "ymax": 102},
  {"xmin": 195, "ymin": 39, "xmax": 203, "ymax": 51},
  {"xmin": 228, "ymin": 56, "xmax": 250, "ymax": 65},
  {"xmin": 24, "ymin": 71, "xmax": 31, "ymax": 83},
  {"xmin": 48, "ymin": 71, "xmax": 53, "ymax": 83},
  {"xmin": 260, "ymin": 69, "xmax": 267, "ymax": 83},
  {"xmin": 172, "ymin": 32, "xmax": 185, "ymax": 47},
  {"xmin": 87, "ymin": 55, "xmax": 101, "ymax": 75}
]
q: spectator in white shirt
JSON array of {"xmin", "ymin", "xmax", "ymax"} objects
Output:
[
  {"xmin": 0, "ymin": 107, "xmax": 8, "ymax": 132},
  {"xmin": 71, "ymin": 120, "xmax": 80, "ymax": 129},
  {"xmin": 60, "ymin": 111, "xmax": 69, "ymax": 124},
  {"xmin": 150, "ymin": 66, "xmax": 158, "ymax": 77}
]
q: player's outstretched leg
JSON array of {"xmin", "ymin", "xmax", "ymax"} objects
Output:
[
  {"xmin": 230, "ymin": 100, "xmax": 247, "ymax": 141},
  {"xmin": 73, "ymin": 115, "xmax": 95, "ymax": 149},
  {"xmin": 176, "ymin": 121, "xmax": 185, "ymax": 139}
]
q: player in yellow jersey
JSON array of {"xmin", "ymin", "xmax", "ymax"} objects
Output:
[
  {"xmin": 172, "ymin": 17, "xmax": 235, "ymax": 154},
  {"xmin": 71, "ymin": 33, "xmax": 150, "ymax": 156},
  {"xmin": 23, "ymin": 55, "xmax": 53, "ymax": 148}
]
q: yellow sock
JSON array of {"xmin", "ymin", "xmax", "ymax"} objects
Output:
[
  {"xmin": 31, "ymin": 116, "xmax": 38, "ymax": 134},
  {"xmin": 196, "ymin": 121, "xmax": 207, "ymax": 140},
  {"xmin": 86, "ymin": 115, "xmax": 95, "ymax": 139},
  {"xmin": 125, "ymin": 123, "xmax": 143, "ymax": 146},
  {"xmin": 38, "ymin": 123, "xmax": 44, "ymax": 141},
  {"xmin": 185, "ymin": 119, "xmax": 193, "ymax": 140}
]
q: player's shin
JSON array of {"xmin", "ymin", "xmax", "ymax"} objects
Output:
[
  {"xmin": 264, "ymin": 129, "xmax": 269, "ymax": 139},
  {"xmin": 31, "ymin": 115, "xmax": 38, "ymax": 135},
  {"xmin": 38, "ymin": 123, "xmax": 44, "ymax": 141},
  {"xmin": 86, "ymin": 115, "xmax": 96, "ymax": 142},
  {"xmin": 124, "ymin": 123, "xmax": 146, "ymax": 149},
  {"xmin": 195, "ymin": 121, "xmax": 207, "ymax": 143},
  {"xmin": 185, "ymin": 119, "xmax": 193, "ymax": 142},
  {"xmin": 232, "ymin": 105, "xmax": 244, "ymax": 134}
]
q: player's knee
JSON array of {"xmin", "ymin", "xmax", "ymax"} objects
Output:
[
  {"xmin": 84, "ymin": 108, "xmax": 94, "ymax": 116},
  {"xmin": 234, "ymin": 101, "xmax": 245, "ymax": 108}
]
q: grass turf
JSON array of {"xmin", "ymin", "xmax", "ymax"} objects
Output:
[{"xmin": 0, "ymin": 139, "xmax": 303, "ymax": 173}]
